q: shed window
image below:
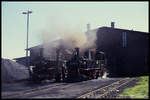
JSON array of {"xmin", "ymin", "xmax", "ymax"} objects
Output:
[{"xmin": 122, "ymin": 32, "xmax": 127, "ymax": 47}]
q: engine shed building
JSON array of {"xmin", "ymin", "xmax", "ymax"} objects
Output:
[{"xmin": 89, "ymin": 26, "xmax": 149, "ymax": 77}]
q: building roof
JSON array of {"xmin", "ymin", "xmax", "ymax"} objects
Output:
[
  {"xmin": 25, "ymin": 44, "xmax": 43, "ymax": 51},
  {"xmin": 13, "ymin": 56, "xmax": 30, "ymax": 60},
  {"xmin": 98, "ymin": 26, "xmax": 149, "ymax": 35},
  {"xmin": 25, "ymin": 38, "xmax": 64, "ymax": 51}
]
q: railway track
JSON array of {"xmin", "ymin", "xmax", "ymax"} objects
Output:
[
  {"xmin": 2, "ymin": 77, "xmax": 136, "ymax": 98},
  {"xmin": 2, "ymin": 82, "xmax": 68, "ymax": 98},
  {"xmin": 2, "ymin": 80, "xmax": 89, "ymax": 98},
  {"xmin": 77, "ymin": 77, "xmax": 136, "ymax": 98}
]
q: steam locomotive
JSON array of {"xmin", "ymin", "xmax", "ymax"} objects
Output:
[{"xmin": 30, "ymin": 47, "xmax": 108, "ymax": 83}]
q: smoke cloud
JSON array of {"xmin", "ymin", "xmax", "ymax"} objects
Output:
[{"xmin": 39, "ymin": 24, "xmax": 97, "ymax": 59}]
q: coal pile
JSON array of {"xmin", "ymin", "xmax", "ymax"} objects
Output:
[{"xmin": 1, "ymin": 58, "xmax": 29, "ymax": 83}]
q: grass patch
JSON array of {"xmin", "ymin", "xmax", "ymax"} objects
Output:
[{"xmin": 119, "ymin": 76, "xmax": 149, "ymax": 99}]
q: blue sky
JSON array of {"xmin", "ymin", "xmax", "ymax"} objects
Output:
[{"xmin": 2, "ymin": 1, "xmax": 149, "ymax": 59}]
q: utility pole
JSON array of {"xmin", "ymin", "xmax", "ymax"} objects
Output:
[{"xmin": 22, "ymin": 10, "xmax": 32, "ymax": 79}]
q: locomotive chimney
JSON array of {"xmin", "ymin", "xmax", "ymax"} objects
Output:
[
  {"xmin": 40, "ymin": 48, "xmax": 43, "ymax": 58},
  {"xmin": 56, "ymin": 48, "xmax": 60, "ymax": 73},
  {"xmin": 75, "ymin": 47, "xmax": 79, "ymax": 58},
  {"xmin": 111, "ymin": 22, "xmax": 115, "ymax": 28},
  {"xmin": 88, "ymin": 50, "xmax": 92, "ymax": 60}
]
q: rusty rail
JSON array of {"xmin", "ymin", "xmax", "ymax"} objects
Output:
[{"xmin": 77, "ymin": 78, "xmax": 136, "ymax": 98}]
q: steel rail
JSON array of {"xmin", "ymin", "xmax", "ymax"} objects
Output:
[
  {"xmin": 3, "ymin": 80, "xmax": 89, "ymax": 98},
  {"xmin": 77, "ymin": 78, "xmax": 136, "ymax": 98},
  {"xmin": 96, "ymin": 78, "xmax": 136, "ymax": 98},
  {"xmin": 2, "ymin": 83, "xmax": 68, "ymax": 98}
]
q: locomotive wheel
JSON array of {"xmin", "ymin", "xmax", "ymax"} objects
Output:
[
  {"xmin": 55, "ymin": 73, "xmax": 61, "ymax": 82},
  {"xmin": 89, "ymin": 71, "xmax": 93, "ymax": 80},
  {"xmin": 96, "ymin": 71, "xmax": 99, "ymax": 79},
  {"xmin": 93, "ymin": 71, "xmax": 96, "ymax": 79}
]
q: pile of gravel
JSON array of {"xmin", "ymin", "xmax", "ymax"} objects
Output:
[{"xmin": 1, "ymin": 58, "xmax": 29, "ymax": 83}]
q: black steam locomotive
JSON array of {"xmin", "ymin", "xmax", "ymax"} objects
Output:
[{"xmin": 30, "ymin": 47, "xmax": 108, "ymax": 83}]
